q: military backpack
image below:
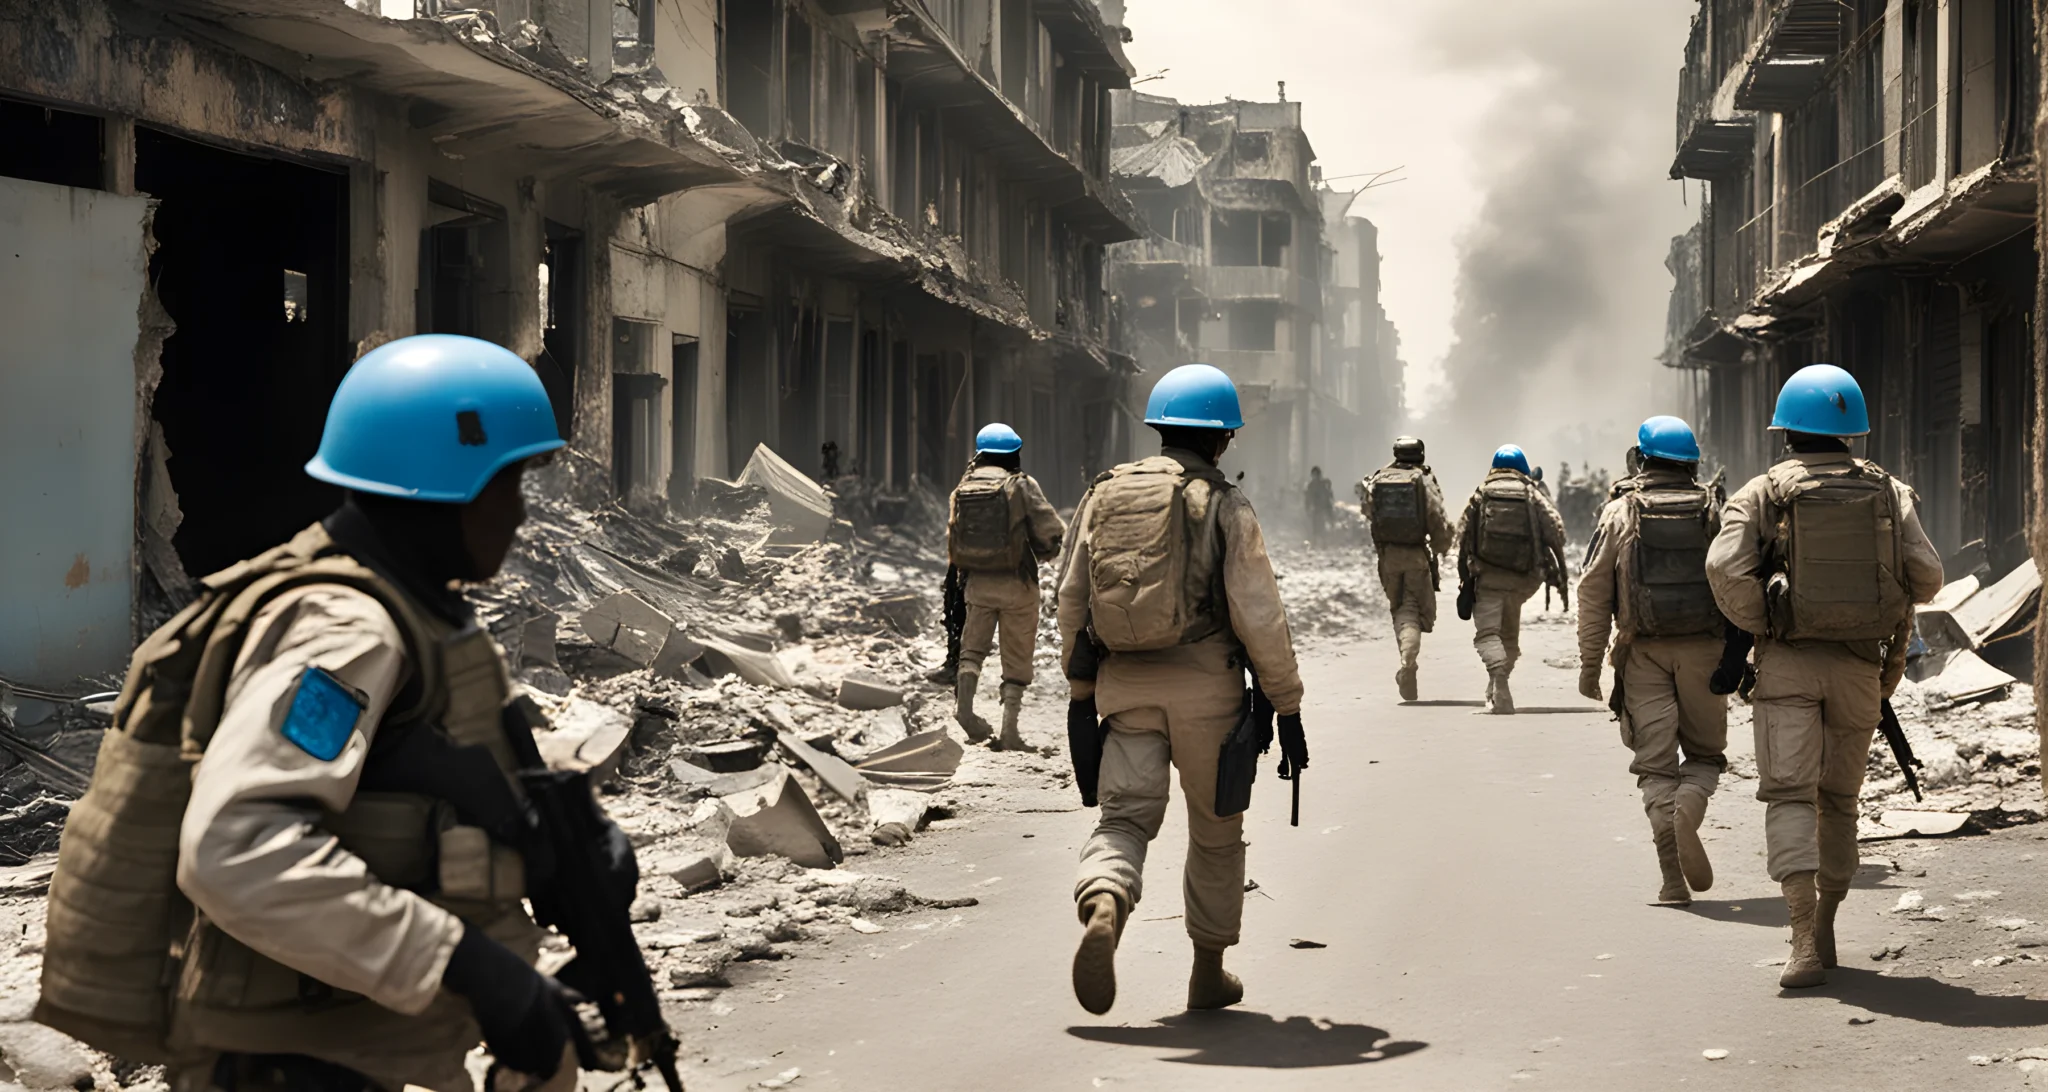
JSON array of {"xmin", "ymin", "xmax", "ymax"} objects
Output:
[
  {"xmin": 1762, "ymin": 458, "xmax": 1914, "ymax": 642},
  {"xmin": 1368, "ymin": 466, "xmax": 1430, "ymax": 547},
  {"xmin": 1625, "ymin": 484, "xmax": 1722, "ymax": 638},
  {"xmin": 1472, "ymin": 477, "xmax": 1540, "ymax": 574},
  {"xmin": 948, "ymin": 469, "xmax": 1023, "ymax": 573},
  {"xmin": 1084, "ymin": 457, "xmax": 1230, "ymax": 652}
]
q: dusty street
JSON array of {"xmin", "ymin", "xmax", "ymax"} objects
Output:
[{"xmin": 678, "ymin": 585, "xmax": 2048, "ymax": 1091}]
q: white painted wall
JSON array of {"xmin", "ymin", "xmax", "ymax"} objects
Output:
[{"xmin": 0, "ymin": 177, "xmax": 150, "ymax": 683}]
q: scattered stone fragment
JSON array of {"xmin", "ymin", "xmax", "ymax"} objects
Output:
[
  {"xmin": 776, "ymin": 731, "xmax": 867, "ymax": 805},
  {"xmin": 1892, "ymin": 890, "xmax": 1925, "ymax": 913},
  {"xmin": 1702, "ymin": 1049, "xmax": 1729, "ymax": 1061},
  {"xmin": 0, "ymin": 1021, "xmax": 96, "ymax": 1090},
  {"xmin": 1848, "ymin": 1016, "xmax": 1876, "ymax": 1026},
  {"xmin": 536, "ymin": 698, "xmax": 633, "ymax": 781},
  {"xmin": 629, "ymin": 897, "xmax": 663, "ymax": 923},
  {"xmin": 754, "ymin": 1066, "xmax": 803, "ymax": 1090},
  {"xmin": 725, "ymin": 768, "xmax": 844, "ymax": 869},
  {"xmin": 701, "ymin": 636, "xmax": 801, "ymax": 688},
  {"xmin": 836, "ymin": 675, "xmax": 906, "ymax": 711},
  {"xmin": 848, "ymin": 918, "xmax": 885, "ymax": 935},
  {"xmin": 685, "ymin": 739, "xmax": 767, "ymax": 773},
  {"xmin": 853, "ymin": 730, "xmax": 963, "ymax": 790},
  {"xmin": 868, "ymin": 789, "xmax": 932, "ymax": 847},
  {"xmin": 862, "ymin": 593, "xmax": 925, "ymax": 635}
]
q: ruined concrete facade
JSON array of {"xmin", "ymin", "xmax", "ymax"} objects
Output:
[
  {"xmin": 1667, "ymin": 0, "xmax": 2038, "ymax": 576},
  {"xmin": 0, "ymin": 0, "xmax": 1140, "ymax": 685},
  {"xmin": 1106, "ymin": 90, "xmax": 1390, "ymax": 507}
]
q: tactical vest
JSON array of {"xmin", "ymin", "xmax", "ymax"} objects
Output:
[
  {"xmin": 1625, "ymin": 484, "xmax": 1722, "ymax": 639},
  {"xmin": 1472, "ymin": 476, "xmax": 1540, "ymax": 574},
  {"xmin": 1084, "ymin": 456, "xmax": 1230, "ymax": 652},
  {"xmin": 948, "ymin": 467, "xmax": 1024, "ymax": 574},
  {"xmin": 1368, "ymin": 466, "xmax": 1429, "ymax": 547},
  {"xmin": 35, "ymin": 524, "xmax": 533, "ymax": 1066},
  {"xmin": 1762, "ymin": 457, "xmax": 1914, "ymax": 643}
]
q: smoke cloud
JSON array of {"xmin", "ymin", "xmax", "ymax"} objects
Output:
[{"xmin": 1415, "ymin": 0, "xmax": 1697, "ymax": 494}]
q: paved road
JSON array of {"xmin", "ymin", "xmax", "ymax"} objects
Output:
[{"xmin": 679, "ymin": 595, "xmax": 2048, "ymax": 1090}]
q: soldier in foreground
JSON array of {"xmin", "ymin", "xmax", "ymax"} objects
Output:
[
  {"xmin": 1059, "ymin": 364, "xmax": 1306, "ymax": 1016},
  {"xmin": 1577, "ymin": 416, "xmax": 1728, "ymax": 906},
  {"xmin": 35, "ymin": 335, "xmax": 683, "ymax": 1090},
  {"xmin": 1359, "ymin": 436, "xmax": 1453, "ymax": 701},
  {"xmin": 1706, "ymin": 364, "xmax": 1942, "ymax": 990},
  {"xmin": 1457, "ymin": 444, "xmax": 1568, "ymax": 714},
  {"xmin": 947, "ymin": 423, "xmax": 1067, "ymax": 752}
]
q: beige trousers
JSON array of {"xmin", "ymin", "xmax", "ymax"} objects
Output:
[
  {"xmin": 1471, "ymin": 585, "xmax": 1535, "ymax": 675},
  {"xmin": 1378, "ymin": 557, "xmax": 1433, "ymax": 672},
  {"xmin": 1622, "ymin": 636, "xmax": 1729, "ymax": 797},
  {"xmin": 961, "ymin": 571, "xmax": 1039, "ymax": 685},
  {"xmin": 1075, "ymin": 696, "xmax": 1246, "ymax": 950},
  {"xmin": 1752, "ymin": 641, "xmax": 1881, "ymax": 891}
]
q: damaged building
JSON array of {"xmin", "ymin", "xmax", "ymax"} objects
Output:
[
  {"xmin": 0, "ymin": 0, "xmax": 1142, "ymax": 686},
  {"xmin": 1107, "ymin": 87, "xmax": 1401, "ymax": 504},
  {"xmin": 1665, "ymin": 0, "xmax": 2039, "ymax": 575}
]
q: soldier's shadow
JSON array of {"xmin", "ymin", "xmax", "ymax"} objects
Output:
[
  {"xmin": 1067, "ymin": 1011, "xmax": 1429, "ymax": 1067},
  {"xmin": 1820, "ymin": 968, "xmax": 2048, "ymax": 1028}
]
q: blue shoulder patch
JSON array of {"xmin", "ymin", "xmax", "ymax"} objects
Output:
[{"xmin": 280, "ymin": 666, "xmax": 366, "ymax": 761}]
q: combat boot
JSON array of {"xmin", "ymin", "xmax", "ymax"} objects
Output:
[
  {"xmin": 1486, "ymin": 669, "xmax": 1515, "ymax": 715},
  {"xmin": 954, "ymin": 671, "xmax": 992, "ymax": 743},
  {"xmin": 1395, "ymin": 665, "xmax": 1418, "ymax": 703},
  {"xmin": 1780, "ymin": 870, "xmax": 1825, "ymax": 989},
  {"xmin": 1073, "ymin": 891, "xmax": 1125, "ymax": 1015},
  {"xmin": 1187, "ymin": 944, "xmax": 1244, "ymax": 1010},
  {"xmin": 1815, "ymin": 890, "xmax": 1845, "ymax": 969},
  {"xmin": 993, "ymin": 682, "xmax": 1031, "ymax": 752},
  {"xmin": 1673, "ymin": 785, "xmax": 1713, "ymax": 893},
  {"xmin": 1650, "ymin": 815, "xmax": 1690, "ymax": 906}
]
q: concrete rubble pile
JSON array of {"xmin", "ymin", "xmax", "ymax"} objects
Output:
[{"xmin": 1275, "ymin": 544, "xmax": 1394, "ymax": 642}]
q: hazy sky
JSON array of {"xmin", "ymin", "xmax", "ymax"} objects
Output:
[{"xmin": 1124, "ymin": 0, "xmax": 1699, "ymax": 478}]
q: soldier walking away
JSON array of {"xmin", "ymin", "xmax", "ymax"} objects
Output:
[
  {"xmin": 1706, "ymin": 364, "xmax": 1942, "ymax": 991},
  {"xmin": 1359, "ymin": 436, "xmax": 1453, "ymax": 701},
  {"xmin": 1059, "ymin": 363, "xmax": 1306, "ymax": 1017},
  {"xmin": 948, "ymin": 422, "xmax": 1066, "ymax": 752},
  {"xmin": 1304, "ymin": 466, "xmax": 1335, "ymax": 546},
  {"xmin": 1457, "ymin": 444, "xmax": 1568, "ymax": 715},
  {"xmin": 1577, "ymin": 416, "xmax": 1729, "ymax": 907},
  {"xmin": 34, "ymin": 336, "xmax": 671, "ymax": 1091}
]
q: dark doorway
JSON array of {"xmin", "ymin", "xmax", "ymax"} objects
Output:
[
  {"xmin": 671, "ymin": 336, "xmax": 700, "ymax": 503},
  {"xmin": 539, "ymin": 220, "xmax": 583, "ymax": 440},
  {"xmin": 890, "ymin": 341, "xmax": 912, "ymax": 487},
  {"xmin": 418, "ymin": 181, "xmax": 509, "ymax": 344},
  {"xmin": 726, "ymin": 0, "xmax": 776, "ymax": 137},
  {"xmin": 137, "ymin": 127, "xmax": 348, "ymax": 578},
  {"xmin": 727, "ymin": 307, "xmax": 771, "ymax": 472}
]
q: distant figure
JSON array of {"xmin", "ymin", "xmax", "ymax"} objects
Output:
[
  {"xmin": 1456, "ymin": 444, "xmax": 1568, "ymax": 714},
  {"xmin": 821, "ymin": 440, "xmax": 842, "ymax": 480},
  {"xmin": 1305, "ymin": 467, "xmax": 1334, "ymax": 546},
  {"xmin": 1358, "ymin": 436, "xmax": 1452, "ymax": 701}
]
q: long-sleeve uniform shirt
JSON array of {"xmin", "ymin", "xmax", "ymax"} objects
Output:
[
  {"xmin": 1056, "ymin": 449, "xmax": 1304, "ymax": 717},
  {"xmin": 1576, "ymin": 467, "xmax": 1719, "ymax": 668},
  {"xmin": 961, "ymin": 469, "xmax": 1068, "ymax": 608}
]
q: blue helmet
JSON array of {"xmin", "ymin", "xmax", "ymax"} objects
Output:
[
  {"xmin": 1145, "ymin": 363, "xmax": 1244, "ymax": 430},
  {"xmin": 306, "ymin": 334, "xmax": 565, "ymax": 503},
  {"xmin": 1770, "ymin": 363, "xmax": 1870, "ymax": 437},
  {"xmin": 1637, "ymin": 415, "xmax": 1701, "ymax": 463},
  {"xmin": 975, "ymin": 422, "xmax": 1023, "ymax": 453},
  {"xmin": 1491, "ymin": 444, "xmax": 1531, "ymax": 475}
]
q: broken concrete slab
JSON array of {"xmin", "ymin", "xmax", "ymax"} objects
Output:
[
  {"xmin": 737, "ymin": 443, "xmax": 832, "ymax": 543},
  {"xmin": 580, "ymin": 591, "xmax": 703, "ymax": 676},
  {"xmin": 836, "ymin": 675, "xmax": 905, "ymax": 711},
  {"xmin": 1861, "ymin": 810, "xmax": 1972, "ymax": 840},
  {"xmin": 853, "ymin": 729, "xmax": 963, "ymax": 790},
  {"xmin": 0, "ymin": 1020, "xmax": 95, "ymax": 1091},
  {"xmin": 642, "ymin": 850, "xmax": 725, "ymax": 891},
  {"xmin": 868, "ymin": 788, "xmax": 932, "ymax": 847},
  {"xmin": 861, "ymin": 593, "xmax": 924, "ymax": 636},
  {"xmin": 1928, "ymin": 574, "xmax": 1982, "ymax": 614},
  {"xmin": 669, "ymin": 756, "xmax": 781, "ymax": 798},
  {"xmin": 865, "ymin": 707, "xmax": 913, "ymax": 751},
  {"xmin": 724, "ymin": 768, "xmax": 844, "ymax": 869},
  {"xmin": 699, "ymin": 636, "xmax": 799, "ymax": 689},
  {"xmin": 776, "ymin": 731, "xmax": 867, "ymax": 805},
  {"xmin": 518, "ymin": 610, "xmax": 560, "ymax": 667},
  {"xmin": 1953, "ymin": 561, "xmax": 2041, "ymax": 646},
  {"xmin": 536, "ymin": 697, "xmax": 633, "ymax": 782},
  {"xmin": 682, "ymin": 738, "xmax": 766, "ymax": 772},
  {"xmin": 1918, "ymin": 648, "xmax": 2017, "ymax": 707}
]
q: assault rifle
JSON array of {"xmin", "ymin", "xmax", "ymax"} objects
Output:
[
  {"xmin": 1878, "ymin": 700, "xmax": 1924, "ymax": 802},
  {"xmin": 937, "ymin": 565, "xmax": 967, "ymax": 683}
]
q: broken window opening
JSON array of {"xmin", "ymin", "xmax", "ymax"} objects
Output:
[
  {"xmin": 1227, "ymin": 301, "xmax": 1279, "ymax": 352},
  {"xmin": 671, "ymin": 336, "xmax": 699, "ymax": 505},
  {"xmin": 726, "ymin": 0, "xmax": 775, "ymax": 138},
  {"xmin": 0, "ymin": 97, "xmax": 104, "ymax": 191},
  {"xmin": 539, "ymin": 222, "xmax": 583, "ymax": 442},
  {"xmin": 1211, "ymin": 211, "xmax": 1258, "ymax": 267},
  {"xmin": 282, "ymin": 269, "xmax": 310, "ymax": 323},
  {"xmin": 786, "ymin": 10, "xmax": 815, "ymax": 143},
  {"xmin": 418, "ymin": 181, "xmax": 510, "ymax": 345},
  {"xmin": 137, "ymin": 126, "xmax": 348, "ymax": 578}
]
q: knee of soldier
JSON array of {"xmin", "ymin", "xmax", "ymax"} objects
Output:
[{"xmin": 1186, "ymin": 816, "xmax": 1246, "ymax": 853}]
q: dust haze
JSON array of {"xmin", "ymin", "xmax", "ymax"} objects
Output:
[{"xmin": 1414, "ymin": 0, "xmax": 1697, "ymax": 495}]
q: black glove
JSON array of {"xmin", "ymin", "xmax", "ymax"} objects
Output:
[
  {"xmin": 1067, "ymin": 696, "xmax": 1108, "ymax": 807},
  {"xmin": 442, "ymin": 924, "xmax": 575, "ymax": 1080},
  {"xmin": 1275, "ymin": 713, "xmax": 1308, "ymax": 777},
  {"xmin": 598, "ymin": 817, "xmax": 639, "ymax": 910},
  {"xmin": 1709, "ymin": 625, "xmax": 1755, "ymax": 696},
  {"xmin": 1456, "ymin": 580, "xmax": 1476, "ymax": 622}
]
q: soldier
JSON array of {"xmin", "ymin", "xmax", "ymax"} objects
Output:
[
  {"xmin": 1358, "ymin": 436, "xmax": 1454, "ymax": 701},
  {"xmin": 1304, "ymin": 466, "xmax": 1334, "ymax": 547},
  {"xmin": 1060, "ymin": 364, "xmax": 1306, "ymax": 1016},
  {"xmin": 36, "ymin": 336, "xmax": 603, "ymax": 1090},
  {"xmin": 1706, "ymin": 364, "xmax": 1942, "ymax": 991},
  {"xmin": 1457, "ymin": 445, "xmax": 1568, "ymax": 715},
  {"xmin": 948, "ymin": 423, "xmax": 1067, "ymax": 752},
  {"xmin": 1577, "ymin": 416, "xmax": 1728, "ymax": 907}
]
